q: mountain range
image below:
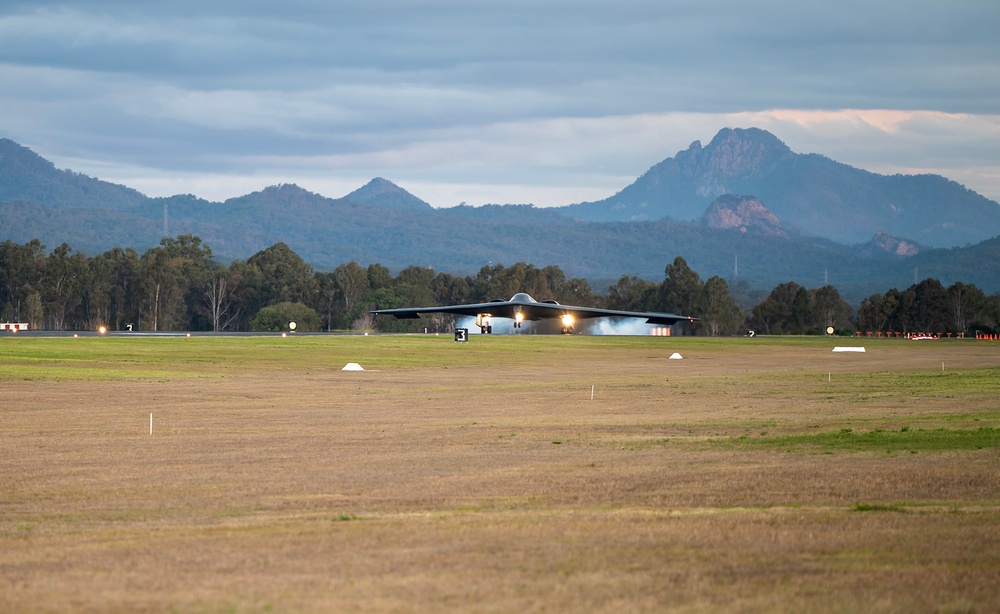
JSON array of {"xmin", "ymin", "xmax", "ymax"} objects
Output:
[
  {"xmin": 564, "ymin": 128, "xmax": 1000, "ymax": 247},
  {"xmin": 2, "ymin": 129, "xmax": 999, "ymax": 300}
]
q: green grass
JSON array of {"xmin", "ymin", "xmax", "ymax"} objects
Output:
[
  {"xmin": 0, "ymin": 334, "xmax": 732, "ymax": 381},
  {"xmin": 0, "ymin": 335, "xmax": 482, "ymax": 380},
  {"xmin": 852, "ymin": 503, "xmax": 906, "ymax": 513},
  {"xmin": 833, "ymin": 369, "xmax": 1000, "ymax": 396},
  {"xmin": 721, "ymin": 427, "xmax": 1000, "ymax": 452},
  {"xmin": 738, "ymin": 367, "xmax": 1000, "ymax": 396}
]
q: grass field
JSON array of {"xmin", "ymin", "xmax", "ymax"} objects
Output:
[{"xmin": 1, "ymin": 334, "xmax": 999, "ymax": 612}]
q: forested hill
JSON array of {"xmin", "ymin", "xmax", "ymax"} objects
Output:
[
  {"xmin": 0, "ymin": 139, "xmax": 147, "ymax": 209},
  {"xmin": 561, "ymin": 128, "xmax": 1000, "ymax": 247},
  {"xmin": 2, "ymin": 134, "xmax": 1000, "ymax": 297}
]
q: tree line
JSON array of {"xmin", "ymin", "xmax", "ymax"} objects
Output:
[{"xmin": 2, "ymin": 236, "xmax": 998, "ymax": 335}]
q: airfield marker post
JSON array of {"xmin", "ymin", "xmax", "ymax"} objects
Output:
[
  {"xmin": 149, "ymin": 413, "xmax": 153, "ymax": 435},
  {"xmin": 591, "ymin": 385, "xmax": 595, "ymax": 401}
]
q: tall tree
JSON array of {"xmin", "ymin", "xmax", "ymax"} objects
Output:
[
  {"xmin": 749, "ymin": 281, "xmax": 807, "ymax": 334},
  {"xmin": 0, "ymin": 239, "xmax": 45, "ymax": 323},
  {"xmin": 540, "ymin": 266, "xmax": 567, "ymax": 300},
  {"xmin": 857, "ymin": 292, "xmax": 897, "ymax": 333},
  {"xmin": 468, "ymin": 262, "xmax": 506, "ymax": 302},
  {"xmin": 909, "ymin": 278, "xmax": 949, "ymax": 332},
  {"xmin": 657, "ymin": 256, "xmax": 703, "ymax": 334},
  {"xmin": 201, "ymin": 265, "xmax": 241, "ymax": 332},
  {"xmin": 947, "ymin": 281, "xmax": 986, "ymax": 333},
  {"xmin": 390, "ymin": 266, "xmax": 437, "ymax": 328},
  {"xmin": 139, "ymin": 246, "xmax": 182, "ymax": 331},
  {"xmin": 333, "ymin": 261, "xmax": 371, "ymax": 323},
  {"xmin": 225, "ymin": 260, "xmax": 258, "ymax": 331},
  {"xmin": 698, "ymin": 276, "xmax": 743, "ymax": 336},
  {"xmin": 136, "ymin": 235, "xmax": 216, "ymax": 330},
  {"xmin": 311, "ymin": 271, "xmax": 340, "ymax": 331},
  {"xmin": 40, "ymin": 243, "xmax": 85, "ymax": 329},
  {"xmin": 245, "ymin": 242, "xmax": 314, "ymax": 309},
  {"xmin": 366, "ymin": 263, "xmax": 392, "ymax": 291},
  {"xmin": 606, "ymin": 275, "xmax": 657, "ymax": 311},
  {"xmin": 395, "ymin": 265, "xmax": 435, "ymax": 288},
  {"xmin": 23, "ymin": 291, "xmax": 43, "ymax": 330},
  {"xmin": 79, "ymin": 253, "xmax": 114, "ymax": 330},
  {"xmin": 555, "ymin": 277, "xmax": 597, "ymax": 306},
  {"xmin": 981, "ymin": 296, "xmax": 1000, "ymax": 334},
  {"xmin": 430, "ymin": 272, "xmax": 470, "ymax": 306},
  {"xmin": 491, "ymin": 262, "xmax": 529, "ymax": 300},
  {"xmin": 888, "ymin": 287, "xmax": 917, "ymax": 332},
  {"xmin": 810, "ymin": 285, "xmax": 853, "ymax": 331},
  {"xmin": 164, "ymin": 235, "xmax": 217, "ymax": 329},
  {"xmin": 657, "ymin": 256, "xmax": 703, "ymax": 316},
  {"xmin": 104, "ymin": 247, "xmax": 140, "ymax": 330}
]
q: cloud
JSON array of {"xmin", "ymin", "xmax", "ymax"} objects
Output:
[{"xmin": 1, "ymin": 1, "xmax": 999, "ymax": 205}]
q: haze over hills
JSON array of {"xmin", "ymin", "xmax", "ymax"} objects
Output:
[{"xmin": 2, "ymin": 130, "xmax": 999, "ymax": 299}]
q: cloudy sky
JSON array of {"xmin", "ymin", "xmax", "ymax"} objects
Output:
[{"xmin": 2, "ymin": 0, "xmax": 999, "ymax": 206}]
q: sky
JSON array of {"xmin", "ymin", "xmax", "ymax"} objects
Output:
[{"xmin": 2, "ymin": 0, "xmax": 999, "ymax": 207}]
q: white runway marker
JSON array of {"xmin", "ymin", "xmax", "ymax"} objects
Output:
[{"xmin": 150, "ymin": 413, "xmax": 153, "ymax": 435}]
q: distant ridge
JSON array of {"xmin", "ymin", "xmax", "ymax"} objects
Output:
[
  {"xmin": 222, "ymin": 184, "xmax": 337, "ymax": 209},
  {"xmin": 561, "ymin": 128, "xmax": 1000, "ymax": 247},
  {"xmin": 345, "ymin": 177, "xmax": 433, "ymax": 212},
  {"xmin": 2, "ymin": 132, "xmax": 1000, "ymax": 296},
  {"xmin": 0, "ymin": 138, "xmax": 147, "ymax": 210}
]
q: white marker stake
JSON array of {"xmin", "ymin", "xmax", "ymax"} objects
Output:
[
  {"xmin": 591, "ymin": 385, "xmax": 595, "ymax": 401},
  {"xmin": 150, "ymin": 413, "xmax": 153, "ymax": 435}
]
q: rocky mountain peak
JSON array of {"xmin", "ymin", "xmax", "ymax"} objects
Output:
[
  {"xmin": 701, "ymin": 128, "xmax": 793, "ymax": 178},
  {"xmin": 858, "ymin": 231, "xmax": 921, "ymax": 258},
  {"xmin": 701, "ymin": 194, "xmax": 786, "ymax": 237},
  {"xmin": 672, "ymin": 128, "xmax": 795, "ymax": 200},
  {"xmin": 561, "ymin": 126, "xmax": 1000, "ymax": 247}
]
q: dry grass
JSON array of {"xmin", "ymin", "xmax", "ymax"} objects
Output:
[{"xmin": 1, "ymin": 335, "xmax": 999, "ymax": 612}]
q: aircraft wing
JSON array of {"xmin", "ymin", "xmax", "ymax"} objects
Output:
[
  {"xmin": 370, "ymin": 295, "xmax": 693, "ymax": 325},
  {"xmin": 370, "ymin": 301, "xmax": 522, "ymax": 320},
  {"xmin": 539, "ymin": 305, "xmax": 693, "ymax": 325}
]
